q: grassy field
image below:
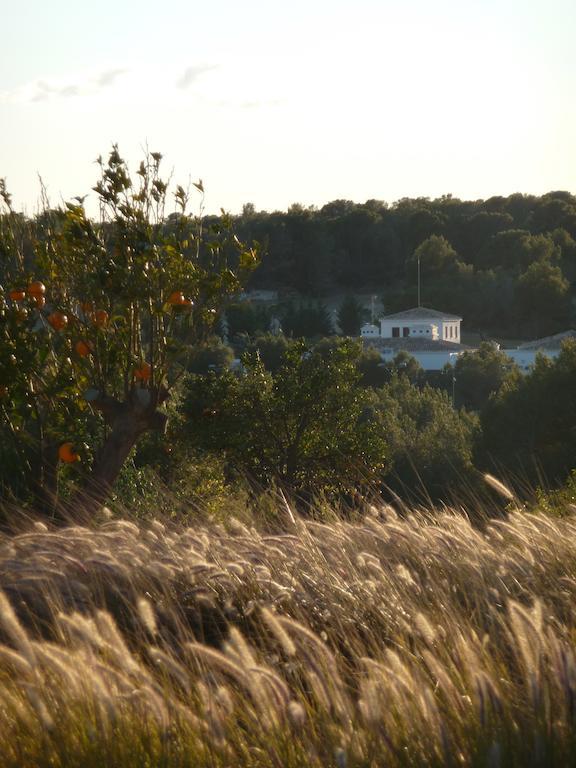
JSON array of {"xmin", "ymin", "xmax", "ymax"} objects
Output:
[{"xmin": 0, "ymin": 494, "xmax": 575, "ymax": 766}]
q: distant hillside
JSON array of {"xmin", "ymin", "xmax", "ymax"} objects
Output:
[{"xmin": 229, "ymin": 192, "xmax": 576, "ymax": 337}]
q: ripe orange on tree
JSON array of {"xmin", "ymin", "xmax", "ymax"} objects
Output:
[
  {"xmin": 134, "ymin": 361, "xmax": 152, "ymax": 382},
  {"xmin": 32, "ymin": 295, "xmax": 46, "ymax": 309},
  {"xmin": 74, "ymin": 339, "xmax": 92, "ymax": 357},
  {"xmin": 58, "ymin": 442, "xmax": 80, "ymax": 463},
  {"xmin": 48, "ymin": 312, "xmax": 68, "ymax": 331},
  {"xmin": 168, "ymin": 290, "xmax": 186, "ymax": 305},
  {"xmin": 80, "ymin": 301, "xmax": 95, "ymax": 316},
  {"xmin": 94, "ymin": 309, "xmax": 109, "ymax": 327},
  {"xmin": 27, "ymin": 281, "xmax": 46, "ymax": 298},
  {"xmin": 9, "ymin": 289, "xmax": 26, "ymax": 302}
]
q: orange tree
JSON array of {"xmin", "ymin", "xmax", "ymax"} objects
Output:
[{"xmin": 0, "ymin": 148, "xmax": 257, "ymax": 516}]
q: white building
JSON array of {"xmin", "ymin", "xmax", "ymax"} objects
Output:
[
  {"xmin": 360, "ymin": 304, "xmax": 576, "ymax": 375},
  {"xmin": 364, "ymin": 306, "xmax": 462, "ymax": 342},
  {"xmin": 361, "ymin": 307, "xmax": 468, "ymax": 371},
  {"xmin": 504, "ymin": 330, "xmax": 576, "ymax": 372},
  {"xmin": 360, "ymin": 323, "xmax": 380, "ymax": 338}
]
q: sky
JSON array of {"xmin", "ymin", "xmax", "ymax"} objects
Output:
[{"xmin": 1, "ymin": 0, "xmax": 575, "ymax": 216}]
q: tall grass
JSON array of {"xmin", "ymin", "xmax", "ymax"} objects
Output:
[{"xmin": 1, "ymin": 500, "xmax": 576, "ymax": 766}]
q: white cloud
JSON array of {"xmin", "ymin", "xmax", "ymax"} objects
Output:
[
  {"xmin": 176, "ymin": 64, "xmax": 218, "ymax": 89},
  {"xmin": 95, "ymin": 68, "xmax": 127, "ymax": 87},
  {"xmin": 0, "ymin": 68, "xmax": 128, "ymax": 104},
  {"xmin": 1, "ymin": 63, "xmax": 224, "ymax": 105},
  {"xmin": 238, "ymin": 99, "xmax": 281, "ymax": 109}
]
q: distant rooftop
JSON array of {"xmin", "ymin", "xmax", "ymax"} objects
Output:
[
  {"xmin": 363, "ymin": 337, "xmax": 470, "ymax": 353},
  {"xmin": 518, "ymin": 330, "xmax": 576, "ymax": 350},
  {"xmin": 380, "ymin": 307, "xmax": 462, "ymax": 322}
]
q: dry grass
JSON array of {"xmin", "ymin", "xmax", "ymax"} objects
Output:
[{"xmin": 0, "ymin": 501, "xmax": 576, "ymax": 766}]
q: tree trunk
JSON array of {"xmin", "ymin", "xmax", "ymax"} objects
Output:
[
  {"xmin": 32, "ymin": 448, "xmax": 59, "ymax": 519},
  {"xmin": 61, "ymin": 391, "xmax": 168, "ymax": 521}
]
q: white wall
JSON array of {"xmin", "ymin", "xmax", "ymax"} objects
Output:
[
  {"xmin": 438, "ymin": 321, "xmax": 460, "ymax": 342},
  {"xmin": 414, "ymin": 351, "xmax": 463, "ymax": 371},
  {"xmin": 378, "ymin": 348, "xmax": 464, "ymax": 371},
  {"xmin": 380, "ymin": 319, "xmax": 437, "ymax": 339},
  {"xmin": 409, "ymin": 323, "xmax": 438, "ymax": 340},
  {"xmin": 378, "ymin": 346, "xmax": 560, "ymax": 373},
  {"xmin": 380, "ymin": 318, "xmax": 460, "ymax": 341},
  {"xmin": 380, "ymin": 320, "xmax": 404, "ymax": 338},
  {"xmin": 361, "ymin": 323, "xmax": 380, "ymax": 337},
  {"xmin": 504, "ymin": 348, "xmax": 561, "ymax": 373}
]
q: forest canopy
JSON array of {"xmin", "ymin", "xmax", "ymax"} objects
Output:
[{"xmin": 235, "ymin": 191, "xmax": 576, "ymax": 338}]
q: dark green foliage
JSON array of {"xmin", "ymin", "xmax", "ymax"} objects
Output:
[
  {"xmin": 386, "ymin": 351, "xmax": 423, "ymax": 384},
  {"xmin": 530, "ymin": 193, "xmax": 576, "ymax": 236},
  {"xmin": 233, "ymin": 191, "xmax": 576, "ymax": 339},
  {"xmin": 337, "ymin": 295, "xmax": 366, "ymax": 336},
  {"xmin": 357, "ymin": 350, "xmax": 423, "ymax": 388},
  {"xmin": 454, "ymin": 211, "xmax": 514, "ymax": 264},
  {"xmin": 480, "ymin": 340, "xmax": 576, "ymax": 481},
  {"xmin": 225, "ymin": 302, "xmax": 272, "ymax": 337},
  {"xmin": 280, "ymin": 301, "xmax": 334, "ymax": 338},
  {"xmin": 452, "ymin": 342, "xmax": 516, "ymax": 411},
  {"xmin": 369, "ymin": 376, "xmax": 479, "ymax": 500},
  {"xmin": 357, "ymin": 347, "xmax": 390, "ymax": 388},
  {"xmin": 245, "ymin": 333, "xmax": 294, "ymax": 373},
  {"xmin": 185, "ymin": 337, "xmax": 235, "ymax": 375},
  {"xmin": 552, "ymin": 228, "xmax": 576, "ymax": 282},
  {"xmin": 410, "ymin": 235, "xmax": 459, "ymax": 277},
  {"xmin": 177, "ymin": 338, "xmax": 483, "ymax": 504},
  {"xmin": 477, "ymin": 230, "xmax": 560, "ymax": 272},
  {"xmin": 515, "ymin": 260, "xmax": 570, "ymax": 337},
  {"xmin": 180, "ymin": 340, "xmax": 388, "ymax": 500}
]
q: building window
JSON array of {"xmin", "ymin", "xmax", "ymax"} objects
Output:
[
  {"xmin": 449, "ymin": 325, "xmax": 453, "ymax": 339},
  {"xmin": 403, "ymin": 327, "xmax": 410, "ymax": 337},
  {"xmin": 392, "ymin": 327, "xmax": 400, "ymax": 337}
]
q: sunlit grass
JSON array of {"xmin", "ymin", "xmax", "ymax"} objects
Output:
[{"xmin": 1, "ymin": 499, "xmax": 576, "ymax": 766}]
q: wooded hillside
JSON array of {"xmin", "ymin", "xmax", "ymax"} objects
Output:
[{"xmin": 233, "ymin": 192, "xmax": 576, "ymax": 337}]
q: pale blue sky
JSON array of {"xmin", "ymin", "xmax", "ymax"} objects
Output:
[{"xmin": 1, "ymin": 0, "xmax": 575, "ymax": 214}]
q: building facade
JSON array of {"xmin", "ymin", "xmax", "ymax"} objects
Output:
[
  {"xmin": 360, "ymin": 306, "xmax": 576, "ymax": 374},
  {"xmin": 366, "ymin": 307, "xmax": 462, "ymax": 342},
  {"xmin": 361, "ymin": 307, "xmax": 468, "ymax": 371},
  {"xmin": 504, "ymin": 330, "xmax": 576, "ymax": 372}
]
